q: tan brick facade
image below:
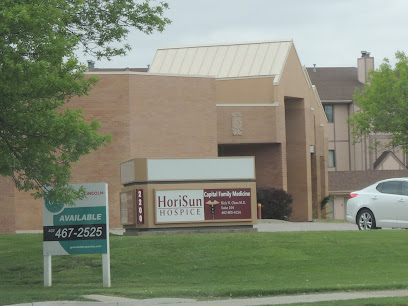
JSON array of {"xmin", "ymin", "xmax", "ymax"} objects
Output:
[
  {"xmin": 0, "ymin": 41, "xmax": 328, "ymax": 232},
  {"xmin": 0, "ymin": 73, "xmax": 217, "ymax": 231},
  {"xmin": 0, "ymin": 176, "xmax": 15, "ymax": 233}
]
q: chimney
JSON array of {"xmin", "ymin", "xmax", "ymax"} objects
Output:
[
  {"xmin": 87, "ymin": 60, "xmax": 95, "ymax": 69},
  {"xmin": 357, "ymin": 51, "xmax": 374, "ymax": 84}
]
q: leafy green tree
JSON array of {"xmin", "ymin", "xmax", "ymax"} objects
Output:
[
  {"xmin": 349, "ymin": 51, "xmax": 408, "ymax": 151},
  {"xmin": 0, "ymin": 0, "xmax": 170, "ymax": 204}
]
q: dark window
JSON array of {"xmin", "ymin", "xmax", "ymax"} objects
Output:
[
  {"xmin": 323, "ymin": 105, "xmax": 334, "ymax": 123},
  {"xmin": 376, "ymin": 181, "xmax": 402, "ymax": 195}
]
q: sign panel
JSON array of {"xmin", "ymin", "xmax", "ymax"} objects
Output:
[
  {"xmin": 155, "ymin": 188, "xmax": 251, "ymax": 224},
  {"xmin": 135, "ymin": 189, "xmax": 145, "ymax": 224},
  {"xmin": 120, "ymin": 191, "xmax": 135, "ymax": 225},
  {"xmin": 204, "ymin": 188, "xmax": 252, "ymax": 219},
  {"xmin": 43, "ymin": 183, "xmax": 109, "ymax": 255},
  {"xmin": 156, "ymin": 189, "xmax": 205, "ymax": 223}
]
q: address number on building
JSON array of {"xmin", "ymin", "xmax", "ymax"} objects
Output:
[{"xmin": 43, "ymin": 224, "xmax": 107, "ymax": 241}]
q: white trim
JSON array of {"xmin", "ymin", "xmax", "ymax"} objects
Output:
[
  {"xmin": 303, "ymin": 65, "xmax": 313, "ymax": 89},
  {"xmin": 273, "ymin": 41, "xmax": 293, "ymax": 85},
  {"xmin": 321, "ymin": 100, "xmax": 353, "ymax": 103},
  {"xmin": 216, "ymin": 75, "xmax": 276, "ymax": 81},
  {"xmin": 147, "ymin": 158, "xmax": 256, "ymax": 181},
  {"xmin": 216, "ymin": 102, "xmax": 279, "ymax": 107},
  {"xmin": 156, "ymin": 40, "xmax": 293, "ymax": 51},
  {"xmin": 85, "ymin": 71, "xmax": 215, "ymax": 78}
]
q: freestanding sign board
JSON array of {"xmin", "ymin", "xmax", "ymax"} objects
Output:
[
  {"xmin": 120, "ymin": 158, "xmax": 257, "ymax": 234},
  {"xmin": 155, "ymin": 188, "xmax": 252, "ymax": 223},
  {"xmin": 43, "ymin": 183, "xmax": 110, "ymax": 287}
]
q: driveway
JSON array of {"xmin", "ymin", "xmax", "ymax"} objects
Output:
[{"xmin": 255, "ymin": 219, "xmax": 358, "ymax": 232}]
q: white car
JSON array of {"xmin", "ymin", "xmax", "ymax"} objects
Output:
[{"xmin": 346, "ymin": 178, "xmax": 408, "ymax": 230}]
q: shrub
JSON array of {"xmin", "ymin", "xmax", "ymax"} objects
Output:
[{"xmin": 256, "ymin": 187, "xmax": 293, "ymax": 220}]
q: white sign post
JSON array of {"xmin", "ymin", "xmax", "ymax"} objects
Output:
[{"xmin": 43, "ymin": 183, "xmax": 110, "ymax": 287}]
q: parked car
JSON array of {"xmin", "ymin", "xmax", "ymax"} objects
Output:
[{"xmin": 346, "ymin": 178, "xmax": 408, "ymax": 230}]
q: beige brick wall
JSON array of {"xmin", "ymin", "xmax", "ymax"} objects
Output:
[
  {"xmin": 216, "ymin": 77, "xmax": 275, "ymax": 103},
  {"xmin": 68, "ymin": 74, "xmax": 132, "ymax": 229},
  {"xmin": 14, "ymin": 190, "xmax": 42, "ymax": 230},
  {"xmin": 0, "ymin": 176, "xmax": 16, "ymax": 233},
  {"xmin": 128, "ymin": 74, "xmax": 217, "ymax": 158},
  {"xmin": 217, "ymin": 106, "xmax": 279, "ymax": 144},
  {"xmin": 3, "ymin": 73, "xmax": 218, "ymax": 231}
]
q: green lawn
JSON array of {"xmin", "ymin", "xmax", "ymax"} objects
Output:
[
  {"xmin": 276, "ymin": 297, "xmax": 408, "ymax": 306},
  {"xmin": 1, "ymin": 230, "xmax": 408, "ymax": 305}
]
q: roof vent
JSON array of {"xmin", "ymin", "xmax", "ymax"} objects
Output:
[
  {"xmin": 313, "ymin": 64, "xmax": 317, "ymax": 72},
  {"xmin": 87, "ymin": 60, "xmax": 95, "ymax": 69},
  {"xmin": 361, "ymin": 51, "xmax": 370, "ymax": 58}
]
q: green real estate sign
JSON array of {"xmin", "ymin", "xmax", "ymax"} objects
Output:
[{"xmin": 43, "ymin": 183, "xmax": 109, "ymax": 255}]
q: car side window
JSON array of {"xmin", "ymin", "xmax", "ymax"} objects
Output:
[
  {"xmin": 402, "ymin": 182, "xmax": 408, "ymax": 196},
  {"xmin": 376, "ymin": 181, "xmax": 402, "ymax": 195}
]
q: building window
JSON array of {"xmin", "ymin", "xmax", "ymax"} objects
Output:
[
  {"xmin": 328, "ymin": 150, "xmax": 335, "ymax": 168},
  {"xmin": 323, "ymin": 105, "xmax": 334, "ymax": 123}
]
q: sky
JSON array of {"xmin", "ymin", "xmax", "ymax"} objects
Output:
[{"xmin": 83, "ymin": 0, "xmax": 408, "ymax": 70}]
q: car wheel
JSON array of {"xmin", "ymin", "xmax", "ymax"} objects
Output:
[{"xmin": 357, "ymin": 209, "xmax": 376, "ymax": 230}]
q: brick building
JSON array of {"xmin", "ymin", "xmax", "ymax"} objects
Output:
[{"xmin": 0, "ymin": 40, "xmax": 328, "ymax": 233}]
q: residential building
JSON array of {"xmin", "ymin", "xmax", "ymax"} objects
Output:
[{"xmin": 307, "ymin": 52, "xmax": 408, "ymax": 219}]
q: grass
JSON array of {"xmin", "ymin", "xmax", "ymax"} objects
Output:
[{"xmin": 1, "ymin": 230, "xmax": 408, "ymax": 305}]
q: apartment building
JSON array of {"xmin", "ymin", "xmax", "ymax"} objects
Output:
[{"xmin": 307, "ymin": 52, "xmax": 408, "ymax": 219}]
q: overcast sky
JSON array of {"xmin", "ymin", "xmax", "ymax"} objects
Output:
[{"xmin": 84, "ymin": 0, "xmax": 408, "ymax": 70}]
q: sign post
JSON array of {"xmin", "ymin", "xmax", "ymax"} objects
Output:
[{"xmin": 43, "ymin": 183, "xmax": 110, "ymax": 287}]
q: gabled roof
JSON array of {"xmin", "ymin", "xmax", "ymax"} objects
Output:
[
  {"xmin": 306, "ymin": 67, "xmax": 364, "ymax": 102},
  {"xmin": 374, "ymin": 151, "xmax": 407, "ymax": 170},
  {"xmin": 149, "ymin": 40, "xmax": 293, "ymax": 82}
]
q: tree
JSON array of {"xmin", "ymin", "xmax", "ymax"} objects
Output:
[
  {"xmin": 0, "ymin": 0, "xmax": 170, "ymax": 204},
  {"xmin": 349, "ymin": 51, "xmax": 408, "ymax": 152}
]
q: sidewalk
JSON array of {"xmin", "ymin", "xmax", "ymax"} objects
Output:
[{"xmin": 11, "ymin": 289, "xmax": 408, "ymax": 306}]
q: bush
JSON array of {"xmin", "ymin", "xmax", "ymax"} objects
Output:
[{"xmin": 256, "ymin": 187, "xmax": 293, "ymax": 220}]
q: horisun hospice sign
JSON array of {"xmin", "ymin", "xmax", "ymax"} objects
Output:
[
  {"xmin": 155, "ymin": 188, "xmax": 252, "ymax": 223},
  {"xmin": 43, "ymin": 182, "xmax": 111, "ymax": 287},
  {"xmin": 120, "ymin": 157, "xmax": 257, "ymax": 234}
]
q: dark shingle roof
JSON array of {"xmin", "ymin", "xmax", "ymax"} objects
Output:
[
  {"xmin": 329, "ymin": 170, "xmax": 408, "ymax": 193},
  {"xmin": 306, "ymin": 67, "xmax": 364, "ymax": 101}
]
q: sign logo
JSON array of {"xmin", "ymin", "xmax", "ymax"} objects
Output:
[
  {"xmin": 44, "ymin": 198, "xmax": 64, "ymax": 213},
  {"xmin": 155, "ymin": 188, "xmax": 251, "ymax": 223}
]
